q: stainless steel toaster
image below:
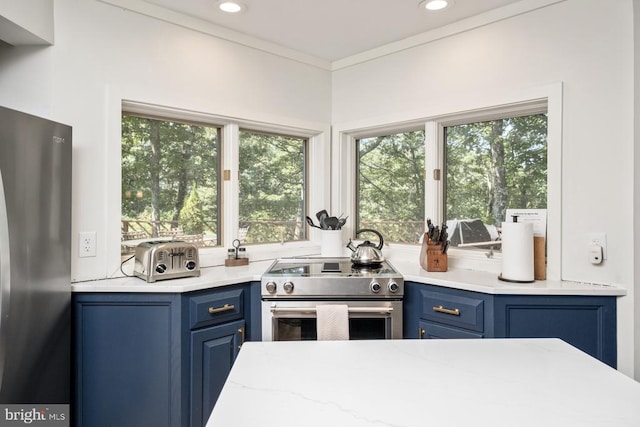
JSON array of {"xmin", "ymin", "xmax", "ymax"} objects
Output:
[{"xmin": 133, "ymin": 240, "xmax": 200, "ymax": 282}]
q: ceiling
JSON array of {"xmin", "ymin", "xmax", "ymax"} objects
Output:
[{"xmin": 140, "ymin": 0, "xmax": 526, "ymax": 62}]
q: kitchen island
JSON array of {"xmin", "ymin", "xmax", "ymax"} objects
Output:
[{"xmin": 207, "ymin": 339, "xmax": 640, "ymax": 426}]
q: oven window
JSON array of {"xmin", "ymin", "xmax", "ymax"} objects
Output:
[{"xmin": 274, "ymin": 318, "xmax": 387, "ymax": 340}]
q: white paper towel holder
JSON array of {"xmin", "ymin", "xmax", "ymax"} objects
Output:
[{"xmin": 498, "ymin": 215, "xmax": 535, "ymax": 283}]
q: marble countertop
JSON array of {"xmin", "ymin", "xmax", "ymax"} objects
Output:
[
  {"xmin": 207, "ymin": 339, "xmax": 640, "ymax": 427},
  {"xmin": 71, "ymin": 258, "xmax": 626, "ymax": 296}
]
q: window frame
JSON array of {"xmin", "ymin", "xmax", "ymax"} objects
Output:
[
  {"xmin": 333, "ymin": 84, "xmax": 562, "ymax": 280},
  {"xmin": 427, "ymin": 100, "xmax": 548, "ymax": 258},
  {"xmin": 120, "ymin": 110, "xmax": 224, "ymax": 247},
  {"xmin": 108, "ymin": 99, "xmax": 329, "ymax": 276},
  {"xmin": 238, "ymin": 127, "xmax": 310, "ymax": 244},
  {"xmin": 354, "ymin": 128, "xmax": 426, "ymax": 243}
]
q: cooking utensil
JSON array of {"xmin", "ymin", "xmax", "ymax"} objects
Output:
[
  {"xmin": 324, "ymin": 216, "xmax": 339, "ymax": 230},
  {"xmin": 316, "ymin": 210, "xmax": 328, "ymax": 227},
  {"xmin": 306, "ymin": 216, "xmax": 322, "ymax": 229},
  {"xmin": 346, "ymin": 229, "xmax": 385, "ymax": 265},
  {"xmin": 337, "ymin": 216, "xmax": 348, "ymax": 229}
]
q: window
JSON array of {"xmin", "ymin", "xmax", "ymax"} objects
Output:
[
  {"xmin": 356, "ymin": 130, "xmax": 426, "ymax": 244},
  {"xmin": 239, "ymin": 130, "xmax": 307, "ymax": 244},
  {"xmin": 352, "ymin": 106, "xmax": 547, "ymax": 249},
  {"xmin": 121, "ymin": 113, "xmax": 221, "ymax": 254},
  {"xmin": 444, "ymin": 113, "xmax": 547, "ymax": 251}
]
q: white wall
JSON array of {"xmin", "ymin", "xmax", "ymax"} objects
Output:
[
  {"xmin": 0, "ymin": 0, "xmax": 332, "ymax": 281},
  {"xmin": 332, "ymin": 0, "xmax": 636, "ymax": 377},
  {"xmin": 0, "ymin": 0, "xmax": 53, "ymax": 44},
  {"xmin": 634, "ymin": 0, "xmax": 640, "ymax": 380}
]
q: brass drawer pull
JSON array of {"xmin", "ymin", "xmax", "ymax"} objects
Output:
[
  {"xmin": 433, "ymin": 305, "xmax": 460, "ymax": 316},
  {"xmin": 209, "ymin": 303, "xmax": 235, "ymax": 314},
  {"xmin": 238, "ymin": 326, "xmax": 245, "ymax": 350}
]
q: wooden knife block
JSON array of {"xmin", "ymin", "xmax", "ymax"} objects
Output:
[
  {"xmin": 426, "ymin": 244, "xmax": 448, "ymax": 272},
  {"xmin": 420, "ymin": 233, "xmax": 448, "ymax": 272}
]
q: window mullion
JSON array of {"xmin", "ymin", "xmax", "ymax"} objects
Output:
[
  {"xmin": 424, "ymin": 121, "xmax": 442, "ymax": 225},
  {"xmin": 222, "ymin": 123, "xmax": 239, "ymax": 247}
]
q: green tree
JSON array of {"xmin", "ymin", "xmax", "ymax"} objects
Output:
[
  {"xmin": 121, "ymin": 115, "xmax": 219, "ymax": 237},
  {"xmin": 358, "ymin": 130, "xmax": 426, "ymax": 242},
  {"xmin": 238, "ymin": 130, "xmax": 305, "ymax": 243},
  {"xmin": 179, "ymin": 184, "xmax": 206, "ymax": 234},
  {"xmin": 445, "ymin": 114, "xmax": 547, "ymax": 226}
]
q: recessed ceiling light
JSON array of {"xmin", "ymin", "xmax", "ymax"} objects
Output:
[
  {"xmin": 217, "ymin": 1, "xmax": 246, "ymax": 13},
  {"xmin": 419, "ymin": 0, "xmax": 453, "ymax": 11}
]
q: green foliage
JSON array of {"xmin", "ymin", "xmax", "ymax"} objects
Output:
[
  {"xmin": 238, "ymin": 130, "xmax": 305, "ymax": 243},
  {"xmin": 121, "ymin": 115, "xmax": 219, "ymax": 236},
  {"xmin": 179, "ymin": 184, "xmax": 206, "ymax": 234},
  {"xmin": 445, "ymin": 114, "xmax": 547, "ymax": 226},
  {"xmin": 358, "ymin": 131, "xmax": 426, "ymax": 241}
]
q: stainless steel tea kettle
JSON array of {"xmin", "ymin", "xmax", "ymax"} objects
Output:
[{"xmin": 346, "ymin": 229, "xmax": 384, "ymax": 265}]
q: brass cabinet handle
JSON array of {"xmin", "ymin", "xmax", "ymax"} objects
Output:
[
  {"xmin": 238, "ymin": 326, "xmax": 245, "ymax": 350},
  {"xmin": 208, "ymin": 303, "xmax": 235, "ymax": 314},
  {"xmin": 432, "ymin": 305, "xmax": 460, "ymax": 316},
  {"xmin": 418, "ymin": 327, "xmax": 425, "ymax": 339}
]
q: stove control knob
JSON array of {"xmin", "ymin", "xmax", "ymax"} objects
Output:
[
  {"xmin": 283, "ymin": 281, "xmax": 294, "ymax": 293},
  {"xmin": 155, "ymin": 264, "xmax": 167, "ymax": 274},
  {"xmin": 388, "ymin": 281, "xmax": 399, "ymax": 293},
  {"xmin": 370, "ymin": 281, "xmax": 381, "ymax": 293},
  {"xmin": 265, "ymin": 281, "xmax": 277, "ymax": 294}
]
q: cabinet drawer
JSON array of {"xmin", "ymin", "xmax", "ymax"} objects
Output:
[
  {"xmin": 419, "ymin": 320, "xmax": 483, "ymax": 339},
  {"xmin": 189, "ymin": 289, "xmax": 244, "ymax": 330},
  {"xmin": 420, "ymin": 289, "xmax": 484, "ymax": 332}
]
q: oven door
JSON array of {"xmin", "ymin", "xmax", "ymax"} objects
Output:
[{"xmin": 261, "ymin": 300, "xmax": 402, "ymax": 341}]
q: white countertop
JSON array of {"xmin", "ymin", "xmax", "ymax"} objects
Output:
[
  {"xmin": 71, "ymin": 258, "xmax": 626, "ymax": 296},
  {"xmin": 207, "ymin": 339, "xmax": 640, "ymax": 427}
]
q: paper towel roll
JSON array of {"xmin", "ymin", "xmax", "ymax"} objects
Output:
[{"xmin": 501, "ymin": 221, "xmax": 534, "ymax": 282}]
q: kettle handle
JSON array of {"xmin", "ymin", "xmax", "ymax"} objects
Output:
[{"xmin": 355, "ymin": 229, "xmax": 384, "ymax": 250}]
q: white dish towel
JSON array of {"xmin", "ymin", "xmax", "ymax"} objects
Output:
[{"xmin": 316, "ymin": 304, "xmax": 349, "ymax": 341}]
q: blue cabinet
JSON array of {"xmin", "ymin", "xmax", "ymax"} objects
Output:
[
  {"xmin": 73, "ymin": 282, "xmax": 260, "ymax": 427},
  {"xmin": 404, "ymin": 282, "xmax": 494, "ymax": 339},
  {"xmin": 493, "ymin": 294, "xmax": 616, "ymax": 368},
  {"xmin": 186, "ymin": 287, "xmax": 249, "ymax": 427},
  {"xmin": 190, "ymin": 320, "xmax": 244, "ymax": 427},
  {"xmin": 73, "ymin": 293, "xmax": 185, "ymax": 427},
  {"xmin": 404, "ymin": 281, "xmax": 617, "ymax": 368}
]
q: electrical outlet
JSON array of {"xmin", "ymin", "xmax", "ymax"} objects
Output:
[
  {"xmin": 79, "ymin": 231, "xmax": 97, "ymax": 257},
  {"xmin": 588, "ymin": 232, "xmax": 607, "ymax": 260}
]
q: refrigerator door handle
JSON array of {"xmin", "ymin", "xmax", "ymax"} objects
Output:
[{"xmin": 0, "ymin": 168, "xmax": 10, "ymax": 388}]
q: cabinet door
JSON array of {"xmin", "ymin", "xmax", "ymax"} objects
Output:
[
  {"xmin": 74, "ymin": 294, "xmax": 183, "ymax": 427},
  {"xmin": 191, "ymin": 320, "xmax": 245, "ymax": 427},
  {"xmin": 494, "ymin": 295, "xmax": 617, "ymax": 368},
  {"xmin": 419, "ymin": 320, "xmax": 483, "ymax": 339}
]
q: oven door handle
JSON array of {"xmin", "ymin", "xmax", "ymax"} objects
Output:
[{"xmin": 269, "ymin": 306, "xmax": 394, "ymax": 314}]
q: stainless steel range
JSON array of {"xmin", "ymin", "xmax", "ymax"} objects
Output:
[{"xmin": 261, "ymin": 257, "xmax": 404, "ymax": 341}]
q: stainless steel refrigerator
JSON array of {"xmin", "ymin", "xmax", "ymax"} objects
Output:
[{"xmin": 0, "ymin": 106, "xmax": 71, "ymax": 403}]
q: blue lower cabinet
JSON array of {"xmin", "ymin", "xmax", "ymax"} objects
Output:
[
  {"xmin": 493, "ymin": 295, "xmax": 617, "ymax": 368},
  {"xmin": 419, "ymin": 320, "xmax": 483, "ymax": 339},
  {"xmin": 73, "ymin": 282, "xmax": 258, "ymax": 427},
  {"xmin": 190, "ymin": 320, "xmax": 244, "ymax": 427},
  {"xmin": 404, "ymin": 282, "xmax": 617, "ymax": 368},
  {"xmin": 73, "ymin": 293, "xmax": 185, "ymax": 427},
  {"xmin": 404, "ymin": 282, "xmax": 493, "ymax": 339}
]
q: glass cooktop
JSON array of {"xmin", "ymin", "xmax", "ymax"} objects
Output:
[{"xmin": 263, "ymin": 257, "xmax": 400, "ymax": 278}]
